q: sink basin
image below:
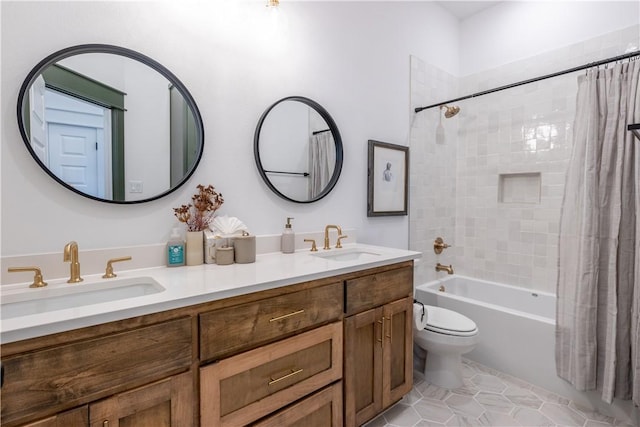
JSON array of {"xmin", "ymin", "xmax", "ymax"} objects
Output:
[
  {"xmin": 311, "ymin": 247, "xmax": 381, "ymax": 262},
  {"xmin": 1, "ymin": 277, "xmax": 165, "ymax": 320}
]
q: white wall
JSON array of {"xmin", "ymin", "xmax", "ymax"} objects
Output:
[
  {"xmin": 460, "ymin": 1, "xmax": 640, "ymax": 76},
  {"xmin": 0, "ymin": 1, "xmax": 459, "ymax": 257}
]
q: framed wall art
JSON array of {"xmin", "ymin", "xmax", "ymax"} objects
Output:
[{"xmin": 367, "ymin": 140, "xmax": 409, "ymax": 216}]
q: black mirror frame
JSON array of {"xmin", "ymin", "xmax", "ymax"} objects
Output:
[
  {"xmin": 16, "ymin": 44, "xmax": 204, "ymax": 204},
  {"xmin": 254, "ymin": 96, "xmax": 343, "ymax": 204}
]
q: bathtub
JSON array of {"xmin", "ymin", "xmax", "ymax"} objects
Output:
[{"xmin": 414, "ymin": 275, "xmax": 636, "ymax": 423}]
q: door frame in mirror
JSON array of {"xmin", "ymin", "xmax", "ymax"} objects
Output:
[
  {"xmin": 254, "ymin": 96, "xmax": 343, "ymax": 204},
  {"xmin": 17, "ymin": 44, "xmax": 204, "ymax": 204}
]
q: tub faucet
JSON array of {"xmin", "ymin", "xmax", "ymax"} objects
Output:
[
  {"xmin": 323, "ymin": 224, "xmax": 342, "ymax": 250},
  {"xmin": 64, "ymin": 241, "xmax": 83, "ymax": 283},
  {"xmin": 435, "ymin": 263, "xmax": 454, "ymax": 275}
]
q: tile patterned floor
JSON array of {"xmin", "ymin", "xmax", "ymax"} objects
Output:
[{"xmin": 365, "ymin": 359, "xmax": 635, "ymax": 427}]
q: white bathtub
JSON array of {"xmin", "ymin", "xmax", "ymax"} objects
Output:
[{"xmin": 414, "ymin": 275, "xmax": 636, "ymax": 423}]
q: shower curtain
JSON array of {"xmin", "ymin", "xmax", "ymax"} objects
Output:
[
  {"xmin": 556, "ymin": 60, "xmax": 640, "ymax": 405},
  {"xmin": 308, "ymin": 132, "xmax": 335, "ymax": 199}
]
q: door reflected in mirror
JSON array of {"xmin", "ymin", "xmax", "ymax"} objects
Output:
[
  {"xmin": 254, "ymin": 96, "xmax": 343, "ymax": 203},
  {"xmin": 18, "ymin": 45, "xmax": 204, "ymax": 204}
]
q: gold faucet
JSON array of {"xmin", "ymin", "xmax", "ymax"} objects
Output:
[
  {"xmin": 323, "ymin": 225, "xmax": 342, "ymax": 250},
  {"xmin": 435, "ymin": 263, "xmax": 454, "ymax": 275},
  {"xmin": 63, "ymin": 241, "xmax": 83, "ymax": 283}
]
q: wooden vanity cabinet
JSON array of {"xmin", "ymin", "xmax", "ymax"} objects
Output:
[
  {"xmin": 343, "ymin": 265, "xmax": 414, "ymax": 427},
  {"xmin": 2, "ymin": 260, "xmax": 415, "ymax": 427}
]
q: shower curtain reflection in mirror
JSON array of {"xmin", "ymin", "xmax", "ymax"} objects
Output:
[
  {"xmin": 556, "ymin": 60, "xmax": 639, "ymax": 406},
  {"xmin": 308, "ymin": 131, "xmax": 335, "ymax": 199}
]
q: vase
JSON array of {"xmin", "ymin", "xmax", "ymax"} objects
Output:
[{"xmin": 186, "ymin": 230, "xmax": 204, "ymax": 266}]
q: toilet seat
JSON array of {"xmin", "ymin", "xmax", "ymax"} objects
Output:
[{"xmin": 424, "ymin": 305, "xmax": 477, "ymax": 337}]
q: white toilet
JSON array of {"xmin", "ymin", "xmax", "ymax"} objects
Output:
[{"xmin": 413, "ymin": 305, "xmax": 479, "ymax": 389}]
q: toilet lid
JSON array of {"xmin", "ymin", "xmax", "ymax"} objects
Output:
[{"xmin": 425, "ymin": 305, "xmax": 477, "ymax": 336}]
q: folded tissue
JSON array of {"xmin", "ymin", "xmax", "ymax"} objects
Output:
[{"xmin": 210, "ymin": 215, "xmax": 249, "ymax": 237}]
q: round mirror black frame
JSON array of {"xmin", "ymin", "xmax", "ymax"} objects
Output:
[
  {"xmin": 17, "ymin": 44, "xmax": 204, "ymax": 204},
  {"xmin": 254, "ymin": 96, "xmax": 343, "ymax": 203}
]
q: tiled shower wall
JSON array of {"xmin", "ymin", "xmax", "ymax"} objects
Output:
[
  {"xmin": 409, "ymin": 26, "xmax": 640, "ymax": 293},
  {"xmin": 409, "ymin": 56, "xmax": 458, "ymax": 286}
]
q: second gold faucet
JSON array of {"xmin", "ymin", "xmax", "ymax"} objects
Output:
[
  {"xmin": 64, "ymin": 241, "xmax": 83, "ymax": 283},
  {"xmin": 324, "ymin": 225, "xmax": 347, "ymax": 250}
]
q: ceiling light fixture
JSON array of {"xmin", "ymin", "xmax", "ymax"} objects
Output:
[{"xmin": 266, "ymin": 0, "xmax": 279, "ymax": 7}]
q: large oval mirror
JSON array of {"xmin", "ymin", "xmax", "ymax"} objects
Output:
[
  {"xmin": 17, "ymin": 44, "xmax": 204, "ymax": 204},
  {"xmin": 254, "ymin": 96, "xmax": 343, "ymax": 203}
]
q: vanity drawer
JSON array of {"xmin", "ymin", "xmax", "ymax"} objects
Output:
[
  {"xmin": 252, "ymin": 382, "xmax": 343, "ymax": 427},
  {"xmin": 200, "ymin": 321, "xmax": 342, "ymax": 427},
  {"xmin": 200, "ymin": 281, "xmax": 343, "ymax": 361},
  {"xmin": 1, "ymin": 318, "xmax": 192, "ymax": 427},
  {"xmin": 345, "ymin": 266, "xmax": 413, "ymax": 315}
]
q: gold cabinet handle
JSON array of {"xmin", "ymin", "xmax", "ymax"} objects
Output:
[
  {"xmin": 103, "ymin": 421, "xmax": 109, "ymax": 427},
  {"xmin": 268, "ymin": 368, "xmax": 303, "ymax": 386},
  {"xmin": 7, "ymin": 266, "xmax": 47, "ymax": 288},
  {"xmin": 269, "ymin": 309, "xmax": 305, "ymax": 322},
  {"xmin": 102, "ymin": 256, "xmax": 132, "ymax": 278},
  {"xmin": 386, "ymin": 316, "xmax": 393, "ymax": 343},
  {"xmin": 378, "ymin": 317, "xmax": 385, "ymax": 348}
]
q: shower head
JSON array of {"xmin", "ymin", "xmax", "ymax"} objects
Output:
[{"xmin": 440, "ymin": 104, "xmax": 460, "ymax": 118}]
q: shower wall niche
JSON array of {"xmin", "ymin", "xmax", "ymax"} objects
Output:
[
  {"xmin": 498, "ymin": 173, "xmax": 541, "ymax": 204},
  {"xmin": 409, "ymin": 25, "xmax": 640, "ymax": 293}
]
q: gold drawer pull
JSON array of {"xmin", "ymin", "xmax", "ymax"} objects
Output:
[
  {"xmin": 268, "ymin": 368, "xmax": 303, "ymax": 386},
  {"xmin": 386, "ymin": 316, "xmax": 393, "ymax": 343},
  {"xmin": 269, "ymin": 309, "xmax": 305, "ymax": 322},
  {"xmin": 103, "ymin": 421, "xmax": 109, "ymax": 427}
]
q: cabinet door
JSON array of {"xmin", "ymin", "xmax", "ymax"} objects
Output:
[
  {"xmin": 382, "ymin": 296, "xmax": 413, "ymax": 408},
  {"xmin": 89, "ymin": 371, "xmax": 193, "ymax": 427},
  {"xmin": 20, "ymin": 406, "xmax": 88, "ymax": 427},
  {"xmin": 343, "ymin": 307, "xmax": 383, "ymax": 427}
]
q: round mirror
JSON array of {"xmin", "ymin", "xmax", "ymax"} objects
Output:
[
  {"xmin": 17, "ymin": 44, "xmax": 204, "ymax": 204},
  {"xmin": 254, "ymin": 96, "xmax": 343, "ymax": 203}
]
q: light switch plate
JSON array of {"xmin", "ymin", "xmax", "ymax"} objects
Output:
[{"xmin": 129, "ymin": 180, "xmax": 143, "ymax": 193}]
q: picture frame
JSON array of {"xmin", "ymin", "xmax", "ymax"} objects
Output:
[{"xmin": 367, "ymin": 140, "xmax": 409, "ymax": 216}]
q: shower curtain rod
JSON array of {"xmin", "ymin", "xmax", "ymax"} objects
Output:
[{"xmin": 414, "ymin": 50, "xmax": 640, "ymax": 113}]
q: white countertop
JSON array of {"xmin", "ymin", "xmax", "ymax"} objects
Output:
[{"xmin": 1, "ymin": 244, "xmax": 420, "ymax": 344}]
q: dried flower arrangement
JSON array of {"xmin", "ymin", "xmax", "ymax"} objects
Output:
[{"xmin": 173, "ymin": 184, "xmax": 224, "ymax": 232}]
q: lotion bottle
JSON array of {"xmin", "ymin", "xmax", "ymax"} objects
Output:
[
  {"xmin": 167, "ymin": 227, "xmax": 185, "ymax": 267},
  {"xmin": 281, "ymin": 217, "xmax": 295, "ymax": 254}
]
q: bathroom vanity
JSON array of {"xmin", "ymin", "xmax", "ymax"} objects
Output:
[{"xmin": 0, "ymin": 245, "xmax": 418, "ymax": 427}]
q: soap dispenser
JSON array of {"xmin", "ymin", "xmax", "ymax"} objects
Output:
[
  {"xmin": 166, "ymin": 227, "xmax": 185, "ymax": 267},
  {"xmin": 281, "ymin": 217, "xmax": 295, "ymax": 254}
]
